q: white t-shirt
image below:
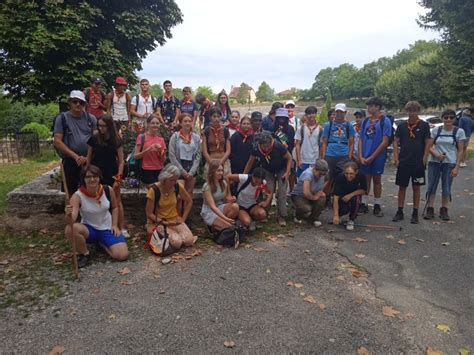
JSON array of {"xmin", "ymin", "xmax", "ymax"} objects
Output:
[
  {"xmin": 429, "ymin": 127, "xmax": 466, "ymax": 164},
  {"xmin": 295, "ymin": 124, "xmax": 322, "ymax": 164},
  {"xmin": 236, "ymin": 174, "xmax": 266, "ymax": 209},
  {"xmin": 131, "ymin": 94, "xmax": 155, "ymax": 116},
  {"xmin": 77, "ymin": 190, "xmax": 112, "ymax": 230}
]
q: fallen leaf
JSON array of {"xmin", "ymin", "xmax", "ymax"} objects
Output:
[
  {"xmin": 441, "ymin": 242, "xmax": 450, "ymax": 246},
  {"xmin": 447, "ymin": 220, "xmax": 455, "ymax": 224},
  {"xmin": 426, "ymin": 346, "xmax": 443, "ymax": 355},
  {"xmin": 353, "ymin": 237, "xmax": 368, "ymax": 243},
  {"xmin": 267, "ymin": 236, "xmax": 278, "ymax": 242},
  {"xmin": 253, "ymin": 247, "xmax": 269, "ymax": 253},
  {"xmin": 303, "ymin": 249, "xmax": 310, "ymax": 254},
  {"xmin": 120, "ymin": 280, "xmax": 132, "ymax": 285},
  {"xmin": 432, "ymin": 221, "xmax": 441, "ymax": 225},
  {"xmin": 404, "ymin": 312, "xmax": 415, "ymax": 320},
  {"xmin": 108, "ymin": 313, "xmax": 116, "ymax": 320},
  {"xmin": 118, "ymin": 267, "xmax": 130, "ymax": 275},
  {"xmin": 294, "ymin": 283, "xmax": 304, "ymax": 289},
  {"xmin": 458, "ymin": 347, "xmax": 470, "ymax": 355},
  {"xmin": 355, "ymin": 253, "xmax": 366, "ymax": 259},
  {"xmin": 28, "ymin": 244, "xmax": 36, "ymax": 248},
  {"xmin": 416, "ymin": 238, "xmax": 425, "ymax": 243},
  {"xmin": 49, "ymin": 345, "xmax": 65, "ymax": 355},
  {"xmin": 459, "ymin": 215, "xmax": 466, "ymax": 219},
  {"xmin": 385, "ymin": 235, "xmax": 395, "ymax": 240},
  {"xmin": 299, "ymin": 292, "xmax": 306, "ymax": 296},
  {"xmin": 398, "ymin": 239, "xmax": 407, "ymax": 245},
  {"xmin": 319, "ymin": 303, "xmax": 326, "ymax": 311},
  {"xmin": 356, "ymin": 297, "xmax": 363, "ymax": 305},
  {"xmin": 0, "ymin": 260, "xmax": 9, "ymax": 265},
  {"xmin": 406, "ymin": 202, "xmax": 413, "ymax": 206},
  {"xmin": 365, "ymin": 229, "xmax": 372, "ymax": 233},
  {"xmin": 357, "ymin": 346, "xmax": 370, "ymax": 355},
  {"xmin": 303, "ymin": 295, "xmax": 317, "ymax": 304},
  {"xmin": 340, "ymin": 262, "xmax": 354, "ymax": 269},
  {"xmin": 351, "ymin": 270, "xmax": 365, "ymax": 278},
  {"xmin": 95, "ymin": 271, "xmax": 104, "ymax": 277},
  {"xmin": 470, "ymin": 192, "xmax": 474, "ymax": 196},
  {"xmin": 436, "ymin": 324, "xmax": 450, "ymax": 333},
  {"xmin": 382, "ymin": 305, "xmax": 400, "ymax": 317},
  {"xmin": 336, "ymin": 275, "xmax": 345, "ymax": 281},
  {"xmin": 224, "ymin": 340, "xmax": 235, "ymax": 348},
  {"xmin": 463, "ymin": 189, "xmax": 469, "ymax": 192},
  {"xmin": 40, "ymin": 228, "xmax": 48, "ymax": 234},
  {"xmin": 159, "ymin": 290, "xmax": 166, "ymax": 294},
  {"xmin": 266, "ymin": 268, "xmax": 271, "ymax": 273},
  {"xmin": 287, "ymin": 281, "xmax": 295, "ymax": 286}
]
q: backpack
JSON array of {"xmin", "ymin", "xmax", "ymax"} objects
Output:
[
  {"xmin": 326, "ymin": 120, "xmax": 351, "ymax": 144},
  {"xmin": 134, "ymin": 94, "xmax": 156, "ymax": 113},
  {"xmin": 52, "ymin": 112, "xmax": 94, "ymax": 158},
  {"xmin": 85, "ymin": 88, "xmax": 106, "ymax": 104},
  {"xmin": 361, "ymin": 116, "xmax": 395, "ymax": 146},
  {"xmin": 211, "ymin": 221, "xmax": 247, "ymax": 247},
  {"xmin": 300, "ymin": 124, "xmax": 322, "ymax": 147},
  {"xmin": 434, "ymin": 126, "xmax": 459, "ymax": 145},
  {"xmin": 126, "ymin": 133, "xmax": 145, "ymax": 178}
]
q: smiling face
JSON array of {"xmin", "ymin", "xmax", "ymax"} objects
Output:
[
  {"xmin": 140, "ymin": 81, "xmax": 150, "ymax": 94},
  {"xmin": 84, "ymin": 172, "xmax": 100, "ymax": 190},
  {"xmin": 211, "ymin": 112, "xmax": 221, "ymax": 126},
  {"xmin": 219, "ymin": 94, "xmax": 228, "ymax": 105},
  {"xmin": 215, "ymin": 165, "xmax": 224, "ymax": 180},
  {"xmin": 181, "ymin": 115, "xmax": 193, "ymax": 131},
  {"xmin": 367, "ymin": 104, "xmax": 380, "ymax": 117},
  {"xmin": 335, "ymin": 110, "xmax": 346, "ymax": 121},
  {"xmin": 147, "ymin": 117, "xmax": 160, "ymax": 133},
  {"xmin": 164, "ymin": 82, "xmax": 172, "ymax": 94},
  {"xmin": 240, "ymin": 118, "xmax": 251, "ymax": 132},
  {"xmin": 343, "ymin": 166, "xmax": 357, "ymax": 182},
  {"xmin": 230, "ymin": 112, "xmax": 240, "ymax": 126},
  {"xmin": 69, "ymin": 98, "xmax": 86, "ymax": 115}
]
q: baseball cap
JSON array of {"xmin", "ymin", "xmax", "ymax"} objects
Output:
[
  {"xmin": 285, "ymin": 100, "xmax": 296, "ymax": 107},
  {"xmin": 115, "ymin": 77, "xmax": 127, "ymax": 86},
  {"xmin": 335, "ymin": 103, "xmax": 347, "ymax": 112},
  {"xmin": 314, "ymin": 159, "xmax": 329, "ymax": 172},
  {"xmin": 69, "ymin": 90, "xmax": 86, "ymax": 102},
  {"xmin": 354, "ymin": 109, "xmax": 365, "ymax": 116},
  {"xmin": 270, "ymin": 102, "xmax": 283, "ymax": 114},
  {"xmin": 275, "ymin": 108, "xmax": 289, "ymax": 118},
  {"xmin": 251, "ymin": 111, "xmax": 263, "ymax": 120},
  {"xmin": 91, "ymin": 77, "xmax": 102, "ymax": 84}
]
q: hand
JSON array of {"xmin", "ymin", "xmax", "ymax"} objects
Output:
[
  {"xmin": 451, "ymin": 166, "xmax": 459, "ymax": 177},
  {"xmin": 438, "ymin": 154, "xmax": 446, "ymax": 162},
  {"xmin": 112, "ymin": 225, "xmax": 121, "ymax": 236},
  {"xmin": 226, "ymin": 196, "xmax": 237, "ymax": 203},
  {"xmin": 75, "ymin": 155, "xmax": 87, "ymax": 166},
  {"xmin": 360, "ymin": 157, "xmax": 368, "ymax": 166},
  {"xmin": 314, "ymin": 191, "xmax": 325, "ymax": 200},
  {"xmin": 297, "ymin": 160, "xmax": 303, "ymax": 169},
  {"xmin": 113, "ymin": 181, "xmax": 121, "ymax": 189},
  {"xmin": 422, "ymin": 157, "xmax": 428, "ymax": 167},
  {"xmin": 183, "ymin": 172, "xmax": 191, "ymax": 180},
  {"xmin": 224, "ymin": 216, "xmax": 235, "ymax": 224},
  {"xmin": 258, "ymin": 202, "xmax": 268, "ymax": 208},
  {"xmin": 394, "ymin": 158, "xmax": 399, "ymax": 167},
  {"xmin": 333, "ymin": 215, "xmax": 340, "ymax": 225},
  {"xmin": 282, "ymin": 171, "xmax": 290, "ymax": 182},
  {"xmin": 342, "ymin": 194, "xmax": 351, "ymax": 203},
  {"xmin": 365, "ymin": 156, "xmax": 374, "ymax": 165},
  {"xmin": 174, "ymin": 216, "xmax": 184, "ymax": 224},
  {"xmin": 64, "ymin": 205, "xmax": 73, "ymax": 215}
]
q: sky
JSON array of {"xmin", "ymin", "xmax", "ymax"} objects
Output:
[{"xmin": 138, "ymin": 0, "xmax": 440, "ymax": 94}]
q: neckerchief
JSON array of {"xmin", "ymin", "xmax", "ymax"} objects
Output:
[
  {"xmin": 354, "ymin": 123, "xmax": 361, "ymax": 134},
  {"xmin": 182, "ymin": 98, "xmax": 192, "ymax": 105},
  {"xmin": 179, "ymin": 129, "xmax": 192, "ymax": 144},
  {"xmin": 254, "ymin": 181, "xmax": 268, "ymax": 199},
  {"xmin": 307, "ymin": 124, "xmax": 318, "ymax": 136},
  {"xmin": 210, "ymin": 125, "xmax": 223, "ymax": 150},
  {"xmin": 227, "ymin": 121, "xmax": 239, "ymax": 131},
  {"xmin": 407, "ymin": 117, "xmax": 420, "ymax": 139},
  {"xmin": 237, "ymin": 128, "xmax": 253, "ymax": 142},
  {"xmin": 79, "ymin": 184, "xmax": 104, "ymax": 205},
  {"xmin": 258, "ymin": 139, "xmax": 274, "ymax": 163}
]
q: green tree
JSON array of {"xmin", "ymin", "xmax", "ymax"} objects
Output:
[
  {"xmin": 21, "ymin": 122, "xmax": 50, "ymax": 139},
  {"xmin": 0, "ymin": 1, "xmax": 183, "ymax": 105},
  {"xmin": 318, "ymin": 89, "xmax": 333, "ymax": 124},
  {"xmin": 172, "ymin": 88, "xmax": 183, "ymax": 100},
  {"xmin": 149, "ymin": 84, "xmax": 164, "ymax": 97},
  {"xmin": 256, "ymin": 81, "xmax": 275, "ymax": 102},
  {"xmin": 236, "ymin": 83, "xmax": 250, "ymax": 104},
  {"xmin": 195, "ymin": 86, "xmax": 214, "ymax": 100}
]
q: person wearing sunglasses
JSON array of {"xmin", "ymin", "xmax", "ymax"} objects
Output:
[
  {"xmin": 424, "ymin": 109, "xmax": 466, "ymax": 221},
  {"xmin": 53, "ymin": 90, "xmax": 98, "ymax": 193}
]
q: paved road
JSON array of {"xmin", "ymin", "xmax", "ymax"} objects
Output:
[{"xmin": 0, "ymin": 165, "xmax": 472, "ymax": 353}]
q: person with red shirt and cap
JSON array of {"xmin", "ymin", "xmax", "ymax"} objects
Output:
[{"xmin": 84, "ymin": 77, "xmax": 107, "ymax": 120}]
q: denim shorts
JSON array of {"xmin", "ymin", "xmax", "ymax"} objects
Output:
[
  {"xmin": 426, "ymin": 162, "xmax": 455, "ymax": 198},
  {"xmin": 85, "ymin": 225, "xmax": 127, "ymax": 247}
]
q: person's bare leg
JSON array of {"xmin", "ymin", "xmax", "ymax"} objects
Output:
[{"xmin": 65, "ymin": 223, "xmax": 89, "ymax": 254}]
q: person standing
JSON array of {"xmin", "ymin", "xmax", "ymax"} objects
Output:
[
  {"xmin": 230, "ymin": 115, "xmax": 254, "ymax": 174},
  {"xmin": 84, "ymin": 77, "xmax": 107, "ymax": 120},
  {"xmin": 53, "ymin": 90, "xmax": 97, "ymax": 193},
  {"xmin": 196, "ymin": 93, "xmax": 214, "ymax": 130},
  {"xmin": 352, "ymin": 109, "xmax": 365, "ymax": 167},
  {"xmin": 106, "ymin": 77, "xmax": 131, "ymax": 129},
  {"xmin": 157, "ymin": 80, "xmax": 181, "ymax": 129},
  {"xmin": 216, "ymin": 90, "xmax": 232, "ymax": 124},
  {"xmin": 458, "ymin": 109, "xmax": 473, "ymax": 167},
  {"xmin": 202, "ymin": 107, "xmax": 231, "ymax": 174},
  {"xmin": 130, "ymin": 79, "xmax": 156, "ymax": 133},
  {"xmin": 262, "ymin": 102, "xmax": 283, "ymax": 132},
  {"xmin": 392, "ymin": 101, "xmax": 431, "ymax": 224},
  {"xmin": 285, "ymin": 100, "xmax": 300, "ymax": 132},
  {"xmin": 295, "ymin": 106, "xmax": 323, "ymax": 177},
  {"xmin": 358, "ymin": 97, "xmax": 392, "ymax": 217},
  {"xmin": 250, "ymin": 111, "xmax": 263, "ymax": 135},
  {"xmin": 227, "ymin": 110, "xmax": 241, "ymax": 137},
  {"xmin": 424, "ymin": 109, "xmax": 466, "ymax": 221},
  {"xmin": 180, "ymin": 87, "xmax": 199, "ymax": 130}
]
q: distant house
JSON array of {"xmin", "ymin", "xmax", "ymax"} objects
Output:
[
  {"xmin": 229, "ymin": 85, "xmax": 257, "ymax": 103},
  {"xmin": 277, "ymin": 88, "xmax": 298, "ymax": 100}
]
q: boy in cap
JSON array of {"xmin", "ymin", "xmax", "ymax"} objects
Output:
[
  {"xmin": 84, "ymin": 77, "xmax": 107, "ymax": 119},
  {"xmin": 262, "ymin": 102, "xmax": 283, "ymax": 132}
]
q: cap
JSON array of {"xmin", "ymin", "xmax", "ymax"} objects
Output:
[
  {"xmin": 335, "ymin": 103, "xmax": 347, "ymax": 112},
  {"xmin": 270, "ymin": 102, "xmax": 284, "ymax": 114},
  {"xmin": 285, "ymin": 100, "xmax": 296, "ymax": 107},
  {"xmin": 275, "ymin": 108, "xmax": 289, "ymax": 118},
  {"xmin": 354, "ymin": 109, "xmax": 365, "ymax": 116},
  {"xmin": 251, "ymin": 111, "xmax": 263, "ymax": 120},
  {"xmin": 69, "ymin": 90, "xmax": 86, "ymax": 102},
  {"xmin": 115, "ymin": 76, "xmax": 127, "ymax": 86},
  {"xmin": 90, "ymin": 77, "xmax": 102, "ymax": 84},
  {"xmin": 314, "ymin": 159, "xmax": 329, "ymax": 172}
]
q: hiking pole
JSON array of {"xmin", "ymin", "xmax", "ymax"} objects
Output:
[
  {"xmin": 348, "ymin": 222, "xmax": 402, "ymax": 231},
  {"xmin": 60, "ymin": 162, "xmax": 79, "ymax": 279}
]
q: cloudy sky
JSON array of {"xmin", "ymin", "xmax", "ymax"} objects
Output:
[{"xmin": 138, "ymin": 0, "xmax": 440, "ymax": 93}]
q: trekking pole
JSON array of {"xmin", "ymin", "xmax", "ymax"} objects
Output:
[
  {"xmin": 60, "ymin": 162, "xmax": 79, "ymax": 279},
  {"xmin": 350, "ymin": 222, "xmax": 402, "ymax": 231}
]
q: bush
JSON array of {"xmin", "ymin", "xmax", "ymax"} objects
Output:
[{"xmin": 21, "ymin": 122, "xmax": 50, "ymax": 139}]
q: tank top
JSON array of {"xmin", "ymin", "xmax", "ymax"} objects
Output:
[
  {"xmin": 76, "ymin": 190, "xmax": 112, "ymax": 230},
  {"xmin": 112, "ymin": 92, "xmax": 129, "ymax": 122}
]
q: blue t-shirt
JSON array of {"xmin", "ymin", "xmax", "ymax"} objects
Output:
[
  {"xmin": 360, "ymin": 117, "xmax": 392, "ymax": 159},
  {"xmin": 180, "ymin": 101, "xmax": 198, "ymax": 117},
  {"xmin": 291, "ymin": 167, "xmax": 325, "ymax": 197},
  {"xmin": 262, "ymin": 115, "xmax": 275, "ymax": 132},
  {"xmin": 459, "ymin": 116, "xmax": 473, "ymax": 137},
  {"xmin": 322, "ymin": 121, "xmax": 355, "ymax": 157}
]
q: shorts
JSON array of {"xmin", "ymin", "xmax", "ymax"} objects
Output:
[
  {"xmin": 141, "ymin": 169, "xmax": 161, "ymax": 184},
  {"xmin": 360, "ymin": 156, "xmax": 386, "ymax": 175},
  {"xmin": 180, "ymin": 160, "xmax": 197, "ymax": 177},
  {"xmin": 85, "ymin": 224, "xmax": 126, "ymax": 247},
  {"xmin": 426, "ymin": 162, "xmax": 455, "ymax": 198},
  {"xmin": 201, "ymin": 203, "xmax": 226, "ymax": 226},
  {"xmin": 395, "ymin": 163, "xmax": 426, "ymax": 187},
  {"xmin": 239, "ymin": 204, "xmax": 258, "ymax": 214},
  {"xmin": 326, "ymin": 156, "xmax": 350, "ymax": 180}
]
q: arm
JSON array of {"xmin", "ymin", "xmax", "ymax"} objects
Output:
[
  {"xmin": 168, "ymin": 134, "xmax": 186, "ymax": 175},
  {"xmin": 86, "ymin": 145, "xmax": 93, "ymax": 166},
  {"xmin": 126, "ymin": 95, "xmax": 132, "ymax": 124},
  {"xmin": 202, "ymin": 191, "xmax": 234, "ymax": 223},
  {"xmin": 342, "ymin": 188, "xmax": 366, "ymax": 202},
  {"xmin": 202, "ymin": 134, "xmax": 212, "ymax": 164},
  {"xmin": 117, "ymin": 146, "xmax": 124, "ymax": 176},
  {"xmin": 393, "ymin": 137, "xmax": 400, "ymax": 167},
  {"xmin": 320, "ymin": 137, "xmax": 327, "ymax": 160},
  {"xmin": 243, "ymin": 155, "xmax": 256, "ymax": 174},
  {"xmin": 423, "ymin": 138, "xmax": 432, "ymax": 166},
  {"xmin": 54, "ymin": 133, "xmax": 87, "ymax": 165},
  {"xmin": 226, "ymin": 174, "xmax": 241, "ymax": 184},
  {"xmin": 282, "ymin": 151, "xmax": 292, "ymax": 180},
  {"xmin": 295, "ymin": 140, "xmax": 302, "ymax": 168},
  {"xmin": 65, "ymin": 193, "xmax": 80, "ymax": 224},
  {"xmin": 332, "ymin": 195, "xmax": 340, "ymax": 224},
  {"xmin": 108, "ymin": 187, "xmax": 120, "ymax": 236},
  {"xmin": 178, "ymin": 183, "xmax": 193, "ymax": 222},
  {"xmin": 145, "ymin": 193, "xmax": 157, "ymax": 224},
  {"xmin": 452, "ymin": 140, "xmax": 465, "ymax": 177},
  {"xmin": 259, "ymin": 187, "xmax": 273, "ymax": 208},
  {"xmin": 358, "ymin": 135, "xmax": 363, "ymax": 162},
  {"xmin": 220, "ymin": 137, "xmax": 231, "ymax": 165},
  {"xmin": 348, "ymin": 136, "xmax": 354, "ymax": 160},
  {"xmin": 189, "ymin": 136, "xmax": 202, "ymax": 176},
  {"xmin": 367, "ymin": 136, "xmax": 389, "ymax": 163}
]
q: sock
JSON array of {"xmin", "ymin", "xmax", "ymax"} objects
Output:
[
  {"xmin": 374, "ymin": 197, "xmax": 381, "ymax": 205},
  {"xmin": 412, "ymin": 208, "xmax": 418, "ymax": 215},
  {"xmin": 361, "ymin": 195, "xmax": 368, "ymax": 205}
]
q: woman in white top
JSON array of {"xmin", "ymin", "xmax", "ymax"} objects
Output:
[{"xmin": 65, "ymin": 165, "xmax": 129, "ymax": 268}]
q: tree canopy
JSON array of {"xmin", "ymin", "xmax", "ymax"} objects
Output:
[
  {"xmin": 256, "ymin": 81, "xmax": 275, "ymax": 102},
  {"xmin": 0, "ymin": 0, "xmax": 183, "ymax": 104}
]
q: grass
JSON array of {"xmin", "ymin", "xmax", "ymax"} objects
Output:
[{"xmin": 0, "ymin": 148, "xmax": 58, "ymax": 213}]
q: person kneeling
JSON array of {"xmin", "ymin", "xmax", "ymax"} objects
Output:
[
  {"xmin": 64, "ymin": 165, "xmax": 129, "ymax": 268},
  {"xmin": 332, "ymin": 161, "xmax": 367, "ymax": 231},
  {"xmin": 146, "ymin": 165, "xmax": 196, "ymax": 252},
  {"xmin": 227, "ymin": 167, "xmax": 273, "ymax": 231},
  {"xmin": 291, "ymin": 159, "xmax": 329, "ymax": 227}
]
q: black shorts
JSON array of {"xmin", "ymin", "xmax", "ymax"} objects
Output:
[
  {"xmin": 326, "ymin": 156, "xmax": 350, "ymax": 180},
  {"xmin": 140, "ymin": 169, "xmax": 161, "ymax": 184},
  {"xmin": 395, "ymin": 163, "xmax": 425, "ymax": 187},
  {"xmin": 239, "ymin": 204, "xmax": 258, "ymax": 214}
]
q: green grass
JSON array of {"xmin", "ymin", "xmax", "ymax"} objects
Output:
[{"xmin": 0, "ymin": 149, "xmax": 58, "ymax": 213}]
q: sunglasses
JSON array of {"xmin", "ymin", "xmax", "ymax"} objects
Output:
[
  {"xmin": 71, "ymin": 99, "xmax": 85, "ymax": 105},
  {"xmin": 443, "ymin": 116, "xmax": 455, "ymax": 120}
]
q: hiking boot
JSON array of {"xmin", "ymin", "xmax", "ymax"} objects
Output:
[
  {"xmin": 77, "ymin": 253, "xmax": 89, "ymax": 269},
  {"xmin": 439, "ymin": 207, "xmax": 450, "ymax": 221},
  {"xmin": 359, "ymin": 204, "xmax": 369, "ymax": 214},
  {"xmin": 423, "ymin": 207, "xmax": 435, "ymax": 220},
  {"xmin": 410, "ymin": 210, "xmax": 419, "ymax": 224},
  {"xmin": 392, "ymin": 210, "xmax": 404, "ymax": 222},
  {"xmin": 249, "ymin": 221, "xmax": 257, "ymax": 232},
  {"xmin": 346, "ymin": 220, "xmax": 355, "ymax": 231},
  {"xmin": 373, "ymin": 204, "xmax": 384, "ymax": 217}
]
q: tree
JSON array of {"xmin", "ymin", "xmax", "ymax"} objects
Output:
[
  {"xmin": 0, "ymin": 1, "xmax": 183, "ymax": 105},
  {"xmin": 318, "ymin": 89, "xmax": 333, "ymax": 124},
  {"xmin": 195, "ymin": 86, "xmax": 214, "ymax": 101},
  {"xmin": 237, "ymin": 83, "xmax": 250, "ymax": 105},
  {"xmin": 149, "ymin": 84, "xmax": 164, "ymax": 97},
  {"xmin": 256, "ymin": 81, "xmax": 275, "ymax": 102}
]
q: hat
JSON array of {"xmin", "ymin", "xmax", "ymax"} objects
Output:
[
  {"xmin": 115, "ymin": 77, "xmax": 127, "ymax": 86},
  {"xmin": 69, "ymin": 90, "xmax": 86, "ymax": 102},
  {"xmin": 251, "ymin": 111, "xmax": 263, "ymax": 120},
  {"xmin": 354, "ymin": 109, "xmax": 365, "ymax": 116},
  {"xmin": 285, "ymin": 100, "xmax": 296, "ymax": 107},
  {"xmin": 313, "ymin": 159, "xmax": 329, "ymax": 172},
  {"xmin": 90, "ymin": 77, "xmax": 102, "ymax": 84},
  {"xmin": 270, "ymin": 102, "xmax": 284, "ymax": 114},
  {"xmin": 335, "ymin": 103, "xmax": 347, "ymax": 112},
  {"xmin": 275, "ymin": 108, "xmax": 289, "ymax": 118}
]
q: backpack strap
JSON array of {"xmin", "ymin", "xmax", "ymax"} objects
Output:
[
  {"xmin": 152, "ymin": 183, "xmax": 180, "ymax": 217},
  {"xmin": 140, "ymin": 133, "xmax": 145, "ymax": 152},
  {"xmin": 300, "ymin": 124, "xmax": 305, "ymax": 145},
  {"xmin": 434, "ymin": 126, "xmax": 443, "ymax": 145},
  {"xmin": 236, "ymin": 174, "xmax": 253, "ymax": 197},
  {"xmin": 433, "ymin": 126, "xmax": 458, "ymax": 145},
  {"xmin": 103, "ymin": 185, "xmax": 113, "ymax": 213}
]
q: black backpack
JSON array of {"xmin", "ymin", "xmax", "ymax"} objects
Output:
[
  {"xmin": 211, "ymin": 221, "xmax": 247, "ymax": 247},
  {"xmin": 434, "ymin": 126, "xmax": 459, "ymax": 145},
  {"xmin": 51, "ymin": 112, "xmax": 94, "ymax": 158},
  {"xmin": 361, "ymin": 116, "xmax": 395, "ymax": 146}
]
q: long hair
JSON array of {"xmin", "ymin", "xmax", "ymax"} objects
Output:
[
  {"xmin": 96, "ymin": 114, "xmax": 120, "ymax": 148},
  {"xmin": 207, "ymin": 159, "xmax": 226, "ymax": 194},
  {"xmin": 216, "ymin": 91, "xmax": 232, "ymax": 118}
]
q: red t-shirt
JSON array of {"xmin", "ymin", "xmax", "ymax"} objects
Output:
[
  {"xmin": 85, "ymin": 89, "xmax": 105, "ymax": 118},
  {"xmin": 136, "ymin": 133, "xmax": 166, "ymax": 170}
]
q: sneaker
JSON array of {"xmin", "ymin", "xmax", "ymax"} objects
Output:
[
  {"xmin": 392, "ymin": 210, "xmax": 404, "ymax": 222},
  {"xmin": 293, "ymin": 217, "xmax": 303, "ymax": 224},
  {"xmin": 373, "ymin": 204, "xmax": 384, "ymax": 217},
  {"xmin": 277, "ymin": 217, "xmax": 287, "ymax": 227},
  {"xmin": 313, "ymin": 220, "xmax": 322, "ymax": 227},
  {"xmin": 410, "ymin": 211, "xmax": 419, "ymax": 224},
  {"xmin": 423, "ymin": 207, "xmax": 435, "ymax": 220},
  {"xmin": 346, "ymin": 220, "xmax": 355, "ymax": 231},
  {"xmin": 249, "ymin": 221, "xmax": 257, "ymax": 232},
  {"xmin": 121, "ymin": 229, "xmax": 130, "ymax": 238},
  {"xmin": 359, "ymin": 204, "xmax": 369, "ymax": 214},
  {"xmin": 439, "ymin": 207, "xmax": 450, "ymax": 221},
  {"xmin": 77, "ymin": 253, "xmax": 89, "ymax": 269},
  {"xmin": 460, "ymin": 161, "xmax": 467, "ymax": 168}
]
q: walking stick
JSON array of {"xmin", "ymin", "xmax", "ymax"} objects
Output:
[{"xmin": 60, "ymin": 162, "xmax": 79, "ymax": 279}]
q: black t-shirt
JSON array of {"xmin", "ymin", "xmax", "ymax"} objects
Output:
[
  {"xmin": 251, "ymin": 141, "xmax": 288, "ymax": 173},
  {"xmin": 230, "ymin": 132, "xmax": 254, "ymax": 173},
  {"xmin": 395, "ymin": 120, "xmax": 430, "ymax": 165},
  {"xmin": 87, "ymin": 135, "xmax": 122, "ymax": 183},
  {"xmin": 333, "ymin": 172, "xmax": 367, "ymax": 197}
]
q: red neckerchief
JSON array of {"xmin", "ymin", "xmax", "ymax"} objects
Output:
[
  {"xmin": 210, "ymin": 125, "xmax": 223, "ymax": 150},
  {"xmin": 227, "ymin": 121, "xmax": 239, "ymax": 131},
  {"xmin": 179, "ymin": 129, "xmax": 192, "ymax": 144},
  {"xmin": 237, "ymin": 128, "xmax": 253, "ymax": 142},
  {"xmin": 258, "ymin": 139, "xmax": 274, "ymax": 163},
  {"xmin": 354, "ymin": 123, "xmax": 361, "ymax": 133},
  {"xmin": 254, "ymin": 181, "xmax": 268, "ymax": 199},
  {"xmin": 79, "ymin": 184, "xmax": 104, "ymax": 205},
  {"xmin": 407, "ymin": 117, "xmax": 420, "ymax": 139},
  {"xmin": 182, "ymin": 98, "xmax": 192, "ymax": 104}
]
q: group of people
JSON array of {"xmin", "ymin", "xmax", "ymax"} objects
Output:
[{"xmin": 53, "ymin": 78, "xmax": 471, "ymax": 268}]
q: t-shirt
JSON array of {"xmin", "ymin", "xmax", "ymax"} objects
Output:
[
  {"xmin": 53, "ymin": 111, "xmax": 97, "ymax": 156},
  {"xmin": 428, "ymin": 127, "xmax": 466, "ymax": 164},
  {"xmin": 322, "ymin": 121, "xmax": 355, "ymax": 157},
  {"xmin": 360, "ymin": 117, "xmax": 392, "ymax": 160},
  {"xmin": 236, "ymin": 174, "xmax": 267, "ymax": 209},
  {"xmin": 87, "ymin": 135, "xmax": 122, "ymax": 181},
  {"xmin": 353, "ymin": 124, "xmax": 361, "ymax": 157},
  {"xmin": 156, "ymin": 95, "xmax": 181, "ymax": 124},
  {"xmin": 262, "ymin": 115, "xmax": 275, "ymax": 131},
  {"xmin": 131, "ymin": 94, "xmax": 155, "ymax": 116},
  {"xmin": 291, "ymin": 167, "xmax": 325, "ymax": 197},
  {"xmin": 85, "ymin": 89, "xmax": 105, "ymax": 119},
  {"xmin": 202, "ymin": 181, "xmax": 226, "ymax": 207},
  {"xmin": 459, "ymin": 116, "xmax": 473, "ymax": 137},
  {"xmin": 136, "ymin": 133, "xmax": 166, "ymax": 170},
  {"xmin": 146, "ymin": 184, "xmax": 182, "ymax": 221},
  {"xmin": 251, "ymin": 141, "xmax": 288, "ymax": 174},
  {"xmin": 230, "ymin": 131, "xmax": 254, "ymax": 173},
  {"xmin": 289, "ymin": 116, "xmax": 300, "ymax": 131},
  {"xmin": 395, "ymin": 120, "xmax": 430, "ymax": 165},
  {"xmin": 273, "ymin": 126, "xmax": 295, "ymax": 154},
  {"xmin": 111, "ymin": 91, "xmax": 129, "ymax": 122},
  {"xmin": 295, "ymin": 124, "xmax": 322, "ymax": 164},
  {"xmin": 333, "ymin": 172, "xmax": 367, "ymax": 198},
  {"xmin": 180, "ymin": 101, "xmax": 198, "ymax": 117}
]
